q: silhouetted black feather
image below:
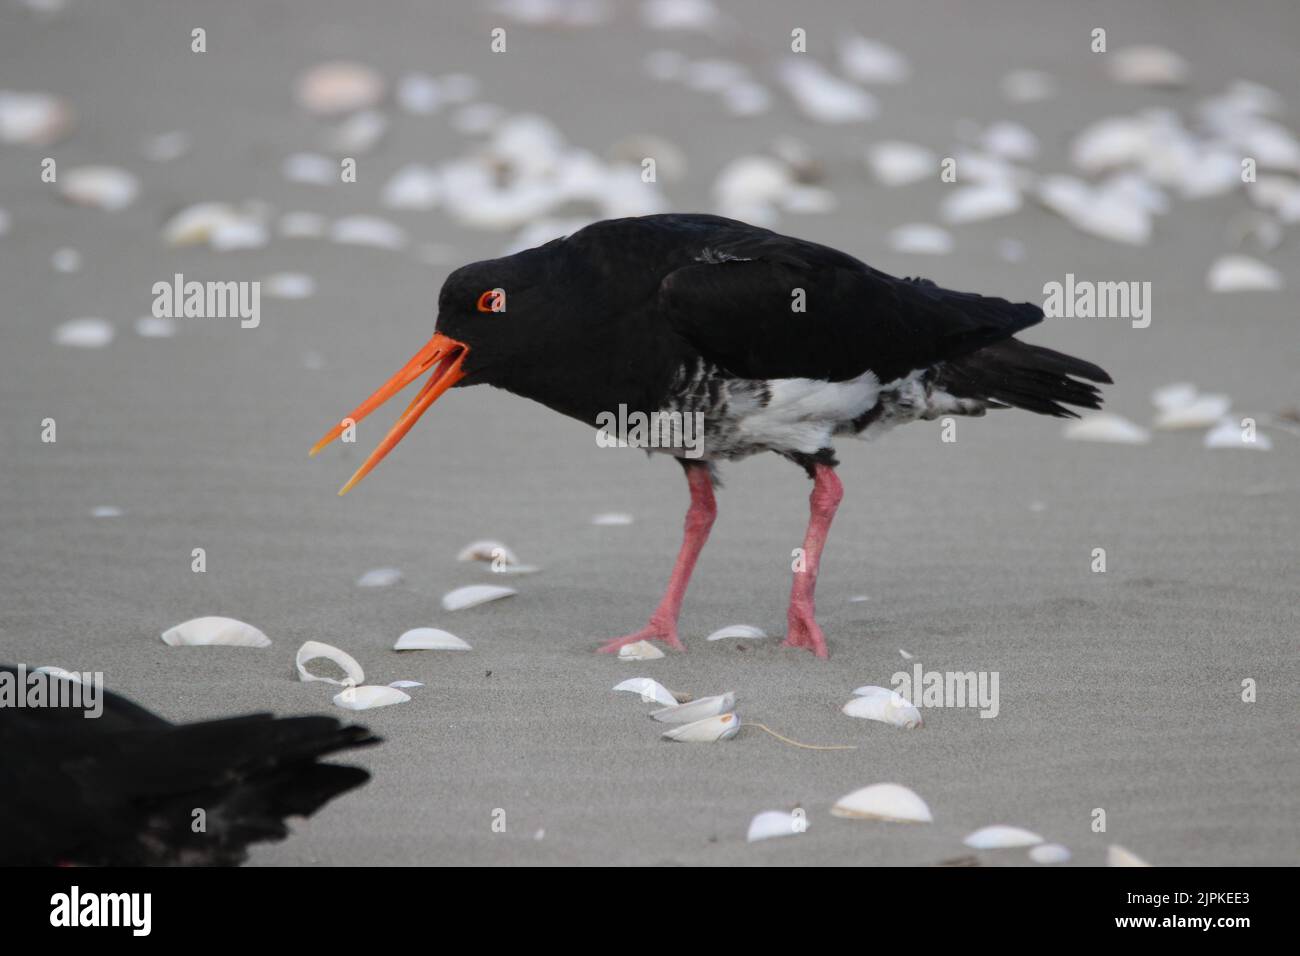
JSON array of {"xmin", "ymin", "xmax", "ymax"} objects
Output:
[{"xmin": 935, "ymin": 339, "xmax": 1112, "ymax": 418}]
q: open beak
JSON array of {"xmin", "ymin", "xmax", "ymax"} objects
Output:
[{"xmin": 310, "ymin": 331, "xmax": 469, "ymax": 495}]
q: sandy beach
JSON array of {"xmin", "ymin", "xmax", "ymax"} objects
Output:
[{"xmin": 1, "ymin": 0, "xmax": 1297, "ymax": 865}]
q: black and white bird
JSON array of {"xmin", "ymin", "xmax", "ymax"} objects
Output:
[
  {"xmin": 0, "ymin": 666, "xmax": 378, "ymax": 865},
  {"xmin": 312, "ymin": 214, "xmax": 1110, "ymax": 658}
]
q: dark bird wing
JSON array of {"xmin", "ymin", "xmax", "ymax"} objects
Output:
[
  {"xmin": 658, "ymin": 229, "xmax": 1043, "ymax": 383},
  {"xmin": 0, "ymin": 667, "xmax": 378, "ymax": 866}
]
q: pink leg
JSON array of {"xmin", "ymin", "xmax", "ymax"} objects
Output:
[
  {"xmin": 783, "ymin": 463, "xmax": 843, "ymax": 659},
  {"xmin": 598, "ymin": 463, "xmax": 716, "ymax": 653}
]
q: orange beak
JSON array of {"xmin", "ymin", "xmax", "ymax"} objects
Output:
[{"xmin": 310, "ymin": 332, "xmax": 469, "ymax": 495}]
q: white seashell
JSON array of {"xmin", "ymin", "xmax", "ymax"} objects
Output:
[
  {"xmin": 161, "ymin": 616, "xmax": 271, "ymax": 648},
  {"xmin": 210, "ymin": 217, "xmax": 269, "ymax": 252},
  {"xmin": 1154, "ymin": 394, "xmax": 1230, "ymax": 429},
  {"xmin": 1071, "ymin": 118, "xmax": 1150, "ymax": 175},
  {"xmin": 90, "ymin": 506, "xmax": 122, "ymax": 518},
  {"xmin": 941, "ymin": 183, "xmax": 1021, "ymax": 224},
  {"xmin": 830, "ymin": 783, "xmax": 932, "ymax": 823},
  {"xmin": 382, "ymin": 164, "xmax": 442, "ymax": 210},
  {"xmin": 848, "ymin": 594, "xmax": 870, "ymax": 603},
  {"xmin": 1204, "ymin": 418, "xmax": 1272, "ymax": 451},
  {"xmin": 889, "ymin": 223, "xmax": 952, "ymax": 255},
  {"xmin": 34, "ymin": 665, "xmax": 82, "ymax": 683},
  {"xmin": 264, "ymin": 272, "xmax": 316, "ymax": 299},
  {"xmin": 1206, "ymin": 254, "xmax": 1283, "ymax": 292},
  {"xmin": 866, "ymin": 141, "xmax": 935, "ymax": 187},
  {"xmin": 1063, "ymin": 413, "xmax": 1151, "ymax": 445},
  {"xmin": 397, "ymin": 73, "xmax": 441, "ymax": 115},
  {"xmin": 279, "ymin": 211, "xmax": 327, "ymax": 239},
  {"xmin": 1001, "ymin": 69, "xmax": 1055, "ymax": 103},
  {"xmin": 441, "ymin": 584, "xmax": 516, "ymax": 612},
  {"xmin": 685, "ymin": 58, "xmax": 748, "ymax": 93},
  {"xmin": 388, "ymin": 680, "xmax": 423, "ymax": 688},
  {"xmin": 456, "ymin": 540, "xmax": 520, "ymax": 566},
  {"xmin": 295, "ymin": 640, "xmax": 365, "ymax": 686},
  {"xmin": 1037, "ymin": 175, "xmax": 1151, "ymax": 245},
  {"xmin": 641, "ymin": 0, "xmax": 720, "ymax": 33},
  {"xmin": 163, "ymin": 202, "xmax": 241, "ymax": 246},
  {"xmin": 899, "ymin": 648, "xmax": 913, "ymax": 660},
  {"xmin": 662, "ymin": 712, "xmax": 739, "ymax": 742},
  {"xmin": 652, "ymin": 692, "xmax": 735, "ymax": 723},
  {"xmin": 142, "ymin": 130, "xmax": 190, "ymax": 163},
  {"xmin": 981, "ymin": 121, "xmax": 1038, "ymax": 162},
  {"xmin": 356, "ymin": 567, "xmax": 401, "ymax": 588},
  {"xmin": 747, "ymin": 810, "xmax": 808, "ymax": 843},
  {"xmin": 777, "ymin": 58, "xmax": 877, "ymax": 124},
  {"xmin": 779, "ymin": 184, "xmax": 837, "ymax": 214},
  {"xmin": 53, "ymin": 318, "xmax": 114, "ymax": 349},
  {"xmin": 1029, "ymin": 843, "xmax": 1072, "ymax": 864},
  {"xmin": 333, "ymin": 685, "xmax": 410, "ymax": 711},
  {"xmin": 618, "ymin": 640, "xmax": 664, "ymax": 661},
  {"xmin": 963, "ymin": 824, "xmax": 1044, "ymax": 848},
  {"xmin": 837, "ymin": 35, "xmax": 909, "ymax": 85},
  {"xmin": 51, "ymin": 247, "xmax": 81, "ymax": 273},
  {"xmin": 1110, "ymin": 46, "xmax": 1189, "ymax": 87},
  {"xmin": 0, "ymin": 90, "xmax": 72, "ymax": 145},
  {"xmin": 329, "ymin": 215, "xmax": 407, "ymax": 251},
  {"xmin": 842, "ymin": 687, "xmax": 922, "ymax": 729},
  {"xmin": 591, "ymin": 512, "xmax": 634, "ymax": 526},
  {"xmin": 722, "ymin": 82, "xmax": 771, "ymax": 116},
  {"xmin": 327, "ymin": 109, "xmax": 387, "ymax": 154},
  {"xmin": 394, "ymin": 627, "xmax": 471, "ymax": 651},
  {"xmin": 1107, "ymin": 844, "xmax": 1152, "ymax": 867},
  {"xmin": 1151, "ymin": 382, "xmax": 1198, "ymax": 412},
  {"xmin": 282, "ymin": 152, "xmax": 335, "ymax": 185},
  {"xmin": 61, "ymin": 166, "xmax": 139, "ymax": 212},
  {"xmin": 612, "ymin": 677, "xmax": 677, "ymax": 707},
  {"xmin": 706, "ymin": 625, "xmax": 766, "ymax": 642},
  {"xmin": 296, "ymin": 61, "xmax": 385, "ymax": 116}
]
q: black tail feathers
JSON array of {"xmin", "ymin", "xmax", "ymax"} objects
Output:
[{"xmin": 936, "ymin": 338, "xmax": 1112, "ymax": 418}]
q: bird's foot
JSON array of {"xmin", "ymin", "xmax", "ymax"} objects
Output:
[
  {"xmin": 596, "ymin": 618, "xmax": 685, "ymax": 654},
  {"xmin": 782, "ymin": 606, "xmax": 829, "ymax": 658}
]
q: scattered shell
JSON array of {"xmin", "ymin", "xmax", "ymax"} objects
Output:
[
  {"xmin": 296, "ymin": 61, "xmax": 385, "ymax": 116},
  {"xmin": 61, "ymin": 166, "xmax": 139, "ymax": 211},
  {"xmin": 163, "ymin": 202, "xmax": 268, "ymax": 250},
  {"xmin": 53, "ymin": 318, "xmax": 114, "ymax": 349},
  {"xmin": 1154, "ymin": 393, "xmax": 1230, "ymax": 429},
  {"xmin": 981, "ymin": 121, "xmax": 1038, "ymax": 162},
  {"xmin": 1205, "ymin": 418, "xmax": 1272, "ymax": 451},
  {"xmin": 51, "ymin": 247, "xmax": 81, "ymax": 273},
  {"xmin": 1152, "ymin": 382, "xmax": 1197, "ymax": 412},
  {"xmin": 333, "ymin": 685, "xmax": 410, "ymax": 711},
  {"xmin": 1001, "ymin": 69, "xmax": 1055, "ymax": 103},
  {"xmin": 356, "ymin": 567, "xmax": 402, "ymax": 588},
  {"xmin": 612, "ymin": 677, "xmax": 677, "ymax": 707},
  {"xmin": 941, "ymin": 183, "xmax": 1022, "ymax": 224},
  {"xmin": 396, "ymin": 72, "xmax": 441, "ymax": 115},
  {"xmin": 747, "ymin": 810, "xmax": 807, "ymax": 843},
  {"xmin": 618, "ymin": 640, "xmax": 664, "ymax": 661},
  {"xmin": 898, "ymin": 648, "xmax": 914, "ymax": 660},
  {"xmin": 326, "ymin": 109, "xmax": 387, "ymax": 153},
  {"xmin": 837, "ymin": 35, "xmax": 909, "ymax": 85},
  {"xmin": 1206, "ymin": 254, "xmax": 1283, "ymax": 292},
  {"xmin": 264, "ymin": 272, "xmax": 316, "ymax": 299},
  {"xmin": 161, "ymin": 616, "xmax": 271, "ymax": 648},
  {"xmin": 441, "ymin": 584, "xmax": 516, "ymax": 612},
  {"xmin": 295, "ymin": 640, "xmax": 365, "ymax": 686},
  {"xmin": 33, "ymin": 665, "xmax": 82, "ymax": 683},
  {"xmin": 651, "ymin": 692, "xmax": 735, "ymax": 724},
  {"xmin": 591, "ymin": 512, "xmax": 634, "ymax": 526},
  {"xmin": 1107, "ymin": 844, "xmax": 1152, "ymax": 867},
  {"xmin": 1063, "ymin": 413, "xmax": 1151, "ymax": 445},
  {"xmin": 389, "ymin": 680, "xmax": 423, "ymax": 689},
  {"xmin": 777, "ymin": 58, "xmax": 877, "ymax": 124},
  {"xmin": 848, "ymin": 594, "xmax": 870, "ymax": 603},
  {"xmin": 134, "ymin": 316, "xmax": 175, "ymax": 338},
  {"xmin": 394, "ymin": 627, "xmax": 472, "ymax": 651},
  {"xmin": 843, "ymin": 686, "xmax": 922, "ymax": 729},
  {"xmin": 866, "ymin": 141, "xmax": 935, "ymax": 187},
  {"xmin": 456, "ymin": 539, "xmax": 520, "ymax": 565},
  {"xmin": 641, "ymin": 0, "xmax": 720, "ymax": 33},
  {"xmin": 1029, "ymin": 843, "xmax": 1072, "ymax": 864},
  {"xmin": 889, "ymin": 223, "xmax": 952, "ymax": 255},
  {"xmin": 1110, "ymin": 46, "xmax": 1189, "ymax": 87},
  {"xmin": 91, "ymin": 506, "xmax": 122, "ymax": 518},
  {"xmin": 329, "ymin": 215, "xmax": 407, "ymax": 251},
  {"xmin": 830, "ymin": 783, "xmax": 932, "ymax": 823},
  {"xmin": 382, "ymin": 164, "xmax": 442, "ymax": 210},
  {"xmin": 282, "ymin": 152, "xmax": 336, "ymax": 185},
  {"xmin": 963, "ymin": 824, "xmax": 1044, "ymax": 849},
  {"xmin": 705, "ymin": 625, "xmax": 766, "ymax": 642},
  {"xmin": 662, "ymin": 712, "xmax": 739, "ymax": 743},
  {"xmin": 0, "ymin": 90, "xmax": 72, "ymax": 145}
]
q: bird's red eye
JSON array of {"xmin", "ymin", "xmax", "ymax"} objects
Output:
[{"xmin": 476, "ymin": 289, "xmax": 504, "ymax": 313}]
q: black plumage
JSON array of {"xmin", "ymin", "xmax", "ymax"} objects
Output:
[{"xmin": 0, "ymin": 666, "xmax": 378, "ymax": 866}]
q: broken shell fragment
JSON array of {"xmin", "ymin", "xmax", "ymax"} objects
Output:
[
  {"xmin": 865, "ymin": 140, "xmax": 935, "ymax": 187},
  {"xmin": 591, "ymin": 512, "xmax": 634, "ymax": 526},
  {"xmin": 662, "ymin": 712, "xmax": 739, "ymax": 743},
  {"xmin": 889, "ymin": 223, "xmax": 952, "ymax": 255},
  {"xmin": 1107, "ymin": 844, "xmax": 1152, "ymax": 867},
  {"xmin": 0, "ymin": 90, "xmax": 72, "ymax": 145},
  {"xmin": 747, "ymin": 810, "xmax": 808, "ymax": 843},
  {"xmin": 456, "ymin": 540, "xmax": 520, "ymax": 565},
  {"xmin": 296, "ymin": 61, "xmax": 385, "ymax": 116},
  {"xmin": 1109, "ymin": 46, "xmax": 1189, "ymax": 88},
  {"xmin": 394, "ymin": 627, "xmax": 471, "ymax": 651},
  {"xmin": 1154, "ymin": 393, "xmax": 1230, "ymax": 429},
  {"xmin": 61, "ymin": 166, "xmax": 139, "ymax": 212},
  {"xmin": 651, "ymin": 692, "xmax": 735, "ymax": 723},
  {"xmin": 618, "ymin": 640, "xmax": 664, "ymax": 661},
  {"xmin": 388, "ymin": 680, "xmax": 423, "ymax": 689},
  {"xmin": 295, "ymin": 640, "xmax": 365, "ymax": 685},
  {"xmin": 53, "ymin": 318, "xmax": 114, "ymax": 349},
  {"xmin": 440, "ymin": 584, "xmax": 516, "ymax": 612},
  {"xmin": 332, "ymin": 685, "xmax": 410, "ymax": 711},
  {"xmin": 161, "ymin": 616, "xmax": 271, "ymax": 648},
  {"xmin": 1063, "ymin": 413, "xmax": 1151, "ymax": 445},
  {"xmin": 1206, "ymin": 254, "xmax": 1283, "ymax": 292},
  {"xmin": 963, "ymin": 824, "xmax": 1044, "ymax": 849},
  {"xmin": 356, "ymin": 567, "xmax": 402, "ymax": 588},
  {"xmin": 1029, "ymin": 843, "xmax": 1072, "ymax": 864},
  {"xmin": 1205, "ymin": 419, "xmax": 1272, "ymax": 451},
  {"xmin": 940, "ymin": 183, "xmax": 1022, "ymax": 224},
  {"xmin": 612, "ymin": 677, "xmax": 677, "ymax": 707},
  {"xmin": 706, "ymin": 625, "xmax": 766, "ymax": 642},
  {"xmin": 830, "ymin": 783, "xmax": 932, "ymax": 823},
  {"xmin": 843, "ymin": 686, "xmax": 922, "ymax": 729}
]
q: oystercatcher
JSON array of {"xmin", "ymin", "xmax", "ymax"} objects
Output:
[
  {"xmin": 312, "ymin": 214, "xmax": 1109, "ymax": 658},
  {"xmin": 0, "ymin": 665, "xmax": 378, "ymax": 865}
]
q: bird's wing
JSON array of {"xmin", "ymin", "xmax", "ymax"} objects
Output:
[{"xmin": 658, "ymin": 240, "xmax": 1043, "ymax": 383}]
